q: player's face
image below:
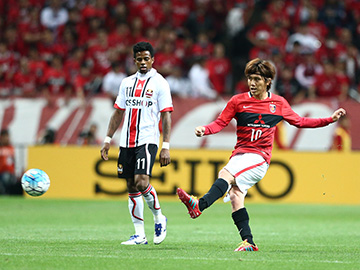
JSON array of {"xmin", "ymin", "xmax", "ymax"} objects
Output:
[
  {"xmin": 134, "ymin": 51, "xmax": 154, "ymax": 74},
  {"xmin": 247, "ymin": 74, "xmax": 270, "ymax": 99}
]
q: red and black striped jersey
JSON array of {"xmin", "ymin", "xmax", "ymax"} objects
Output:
[
  {"xmin": 114, "ymin": 68, "xmax": 173, "ymax": 148},
  {"xmin": 204, "ymin": 92, "xmax": 333, "ymax": 163}
]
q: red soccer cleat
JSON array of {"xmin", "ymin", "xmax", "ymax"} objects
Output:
[
  {"xmin": 177, "ymin": 188, "xmax": 202, "ymax": 219},
  {"xmin": 234, "ymin": 239, "xmax": 259, "ymax": 252}
]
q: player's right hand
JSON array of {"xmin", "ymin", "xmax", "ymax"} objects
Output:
[
  {"xmin": 195, "ymin": 126, "xmax": 205, "ymax": 137},
  {"xmin": 100, "ymin": 144, "xmax": 110, "ymax": 160}
]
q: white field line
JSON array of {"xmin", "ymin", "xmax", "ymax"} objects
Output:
[{"xmin": 0, "ymin": 252, "xmax": 353, "ymax": 264}]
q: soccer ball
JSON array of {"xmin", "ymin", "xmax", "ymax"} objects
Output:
[{"xmin": 21, "ymin": 168, "xmax": 50, "ymax": 196}]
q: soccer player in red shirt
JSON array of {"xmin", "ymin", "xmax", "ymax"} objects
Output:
[{"xmin": 177, "ymin": 58, "xmax": 346, "ymax": 252}]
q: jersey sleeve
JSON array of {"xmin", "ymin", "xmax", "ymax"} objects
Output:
[
  {"xmin": 114, "ymin": 79, "xmax": 126, "ymax": 110},
  {"xmin": 158, "ymin": 77, "xmax": 173, "ymax": 112},
  {"xmin": 282, "ymin": 98, "xmax": 333, "ymax": 128},
  {"xmin": 204, "ymin": 97, "xmax": 236, "ymax": 135}
]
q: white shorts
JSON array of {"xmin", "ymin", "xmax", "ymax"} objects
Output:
[{"xmin": 224, "ymin": 153, "xmax": 269, "ymax": 196}]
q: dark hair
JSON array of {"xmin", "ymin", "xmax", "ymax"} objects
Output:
[
  {"xmin": 244, "ymin": 58, "xmax": 276, "ymax": 91},
  {"xmin": 133, "ymin": 42, "xmax": 154, "ymax": 58}
]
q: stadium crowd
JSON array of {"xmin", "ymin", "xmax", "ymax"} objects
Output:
[{"xmin": 0, "ymin": 0, "xmax": 360, "ymax": 104}]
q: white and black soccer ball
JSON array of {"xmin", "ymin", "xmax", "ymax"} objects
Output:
[{"xmin": 21, "ymin": 168, "xmax": 50, "ymax": 196}]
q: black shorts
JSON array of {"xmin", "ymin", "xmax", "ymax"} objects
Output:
[{"xmin": 117, "ymin": 143, "xmax": 158, "ymax": 178}]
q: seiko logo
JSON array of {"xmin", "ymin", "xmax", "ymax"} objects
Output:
[{"xmin": 125, "ymin": 98, "xmax": 153, "ymax": 107}]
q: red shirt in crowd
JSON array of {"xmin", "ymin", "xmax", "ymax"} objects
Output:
[
  {"xmin": 206, "ymin": 57, "xmax": 231, "ymax": 95},
  {"xmin": 0, "ymin": 145, "xmax": 15, "ymax": 174},
  {"xmin": 41, "ymin": 67, "xmax": 68, "ymax": 94}
]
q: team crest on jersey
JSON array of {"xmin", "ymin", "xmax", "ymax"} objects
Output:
[
  {"xmin": 269, "ymin": 103, "xmax": 276, "ymax": 113},
  {"xmin": 118, "ymin": 164, "xmax": 123, "ymax": 174},
  {"xmin": 145, "ymin": 89, "xmax": 153, "ymax": 98}
]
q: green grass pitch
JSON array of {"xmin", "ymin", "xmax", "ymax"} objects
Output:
[{"xmin": 0, "ymin": 197, "xmax": 359, "ymax": 270}]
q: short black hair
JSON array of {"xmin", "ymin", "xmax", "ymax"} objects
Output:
[{"xmin": 133, "ymin": 42, "xmax": 154, "ymax": 58}]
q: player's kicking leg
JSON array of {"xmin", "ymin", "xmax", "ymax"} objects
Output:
[{"xmin": 177, "ymin": 171, "xmax": 230, "ymax": 218}]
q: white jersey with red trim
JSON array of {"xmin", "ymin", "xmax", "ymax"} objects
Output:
[{"xmin": 114, "ymin": 68, "xmax": 173, "ymax": 148}]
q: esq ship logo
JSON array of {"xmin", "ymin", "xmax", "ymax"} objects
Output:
[{"xmin": 125, "ymin": 97, "xmax": 153, "ymax": 107}]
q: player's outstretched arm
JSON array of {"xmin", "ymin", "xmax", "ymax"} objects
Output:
[
  {"xmin": 195, "ymin": 126, "xmax": 205, "ymax": 137},
  {"xmin": 331, "ymin": 108, "xmax": 346, "ymax": 122}
]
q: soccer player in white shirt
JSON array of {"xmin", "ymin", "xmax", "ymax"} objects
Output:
[{"xmin": 101, "ymin": 42, "xmax": 173, "ymax": 245}]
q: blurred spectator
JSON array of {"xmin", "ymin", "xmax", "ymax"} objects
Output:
[
  {"xmin": 60, "ymin": 25, "xmax": 78, "ymax": 54},
  {"xmin": 294, "ymin": 52, "xmax": 323, "ymax": 90},
  {"xmin": 78, "ymin": 123, "xmax": 100, "ymax": 145},
  {"xmin": 205, "ymin": 43, "xmax": 231, "ymax": 95},
  {"xmin": 64, "ymin": 47, "xmax": 85, "ymax": 83},
  {"xmin": 6, "ymin": 0, "xmax": 33, "ymax": 26},
  {"xmin": 331, "ymin": 115, "xmax": 351, "ymax": 151},
  {"xmin": 286, "ymin": 23, "xmax": 322, "ymax": 53},
  {"xmin": 129, "ymin": 17, "xmax": 145, "ymax": 44},
  {"xmin": 166, "ymin": 66, "xmax": 192, "ymax": 98},
  {"xmin": 37, "ymin": 28, "xmax": 67, "ymax": 61},
  {"xmin": 74, "ymin": 63, "xmax": 100, "ymax": 107},
  {"xmin": 171, "ymin": 0, "xmax": 193, "ymax": 29},
  {"xmin": 188, "ymin": 56, "xmax": 217, "ymax": 99},
  {"xmin": 344, "ymin": 44, "xmax": 360, "ymax": 86},
  {"xmin": 235, "ymin": 76, "xmax": 248, "ymax": 94},
  {"xmin": 292, "ymin": 0, "xmax": 316, "ymax": 27},
  {"xmin": 37, "ymin": 128, "xmax": 56, "ymax": 144},
  {"xmin": 40, "ymin": 0, "xmax": 69, "ymax": 32},
  {"xmin": 0, "ymin": 129, "xmax": 17, "ymax": 195},
  {"xmin": 18, "ymin": 7, "xmax": 44, "ymax": 48},
  {"xmin": 155, "ymin": 41, "xmax": 182, "ymax": 77},
  {"xmin": 306, "ymin": 6, "xmax": 329, "ymax": 42},
  {"xmin": 266, "ymin": 0, "xmax": 291, "ymax": 30},
  {"xmin": 41, "ymin": 54, "xmax": 69, "ymax": 105},
  {"xmin": 249, "ymin": 30, "xmax": 272, "ymax": 60},
  {"xmin": 0, "ymin": 40, "xmax": 18, "ymax": 81},
  {"xmin": 318, "ymin": 0, "xmax": 347, "ymax": 31},
  {"xmin": 191, "ymin": 32, "xmax": 214, "ymax": 59},
  {"xmin": 108, "ymin": 22, "xmax": 131, "ymax": 61},
  {"xmin": 275, "ymin": 66, "xmax": 305, "ymax": 104},
  {"xmin": 28, "ymin": 46, "xmax": 48, "ymax": 85},
  {"xmin": 315, "ymin": 34, "xmax": 346, "ymax": 63},
  {"xmin": 226, "ymin": 2, "xmax": 248, "ymax": 38},
  {"xmin": 4, "ymin": 25, "xmax": 26, "ymax": 56},
  {"xmin": 267, "ymin": 23, "xmax": 289, "ymax": 53},
  {"xmin": 308, "ymin": 60, "xmax": 348, "ymax": 101},
  {"xmin": 85, "ymin": 29, "xmax": 112, "ymax": 76},
  {"xmin": 184, "ymin": 1, "xmax": 215, "ymax": 40},
  {"xmin": 284, "ymin": 41, "xmax": 304, "ymax": 70},
  {"xmin": 81, "ymin": 0, "xmax": 108, "ymax": 22},
  {"xmin": 127, "ymin": 0, "xmax": 163, "ymax": 29},
  {"xmin": 247, "ymin": 11, "xmax": 273, "ymax": 47},
  {"xmin": 102, "ymin": 61, "xmax": 126, "ymax": 102},
  {"xmin": 12, "ymin": 57, "xmax": 37, "ymax": 97},
  {"xmin": 0, "ymin": 69, "xmax": 12, "ymax": 98},
  {"xmin": 107, "ymin": 2, "xmax": 128, "ymax": 29}
]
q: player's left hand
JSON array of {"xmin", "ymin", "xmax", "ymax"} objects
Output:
[
  {"xmin": 159, "ymin": 149, "xmax": 171, "ymax": 167},
  {"xmin": 331, "ymin": 108, "xmax": 346, "ymax": 122}
]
